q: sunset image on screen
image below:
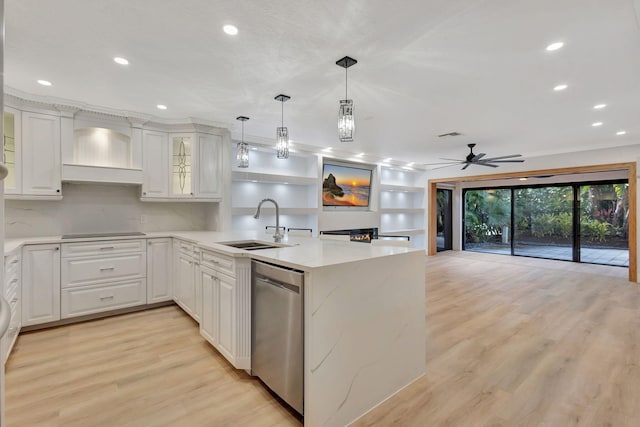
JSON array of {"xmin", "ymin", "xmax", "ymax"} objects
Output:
[{"xmin": 322, "ymin": 164, "xmax": 371, "ymax": 207}]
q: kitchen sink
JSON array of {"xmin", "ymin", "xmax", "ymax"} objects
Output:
[{"xmin": 220, "ymin": 240, "xmax": 289, "ymax": 251}]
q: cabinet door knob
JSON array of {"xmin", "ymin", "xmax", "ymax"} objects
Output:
[
  {"xmin": 55, "ymin": 247, "xmax": 60, "ymax": 251},
  {"xmin": 56, "ymin": 189, "xmax": 61, "ymax": 193},
  {"xmin": 143, "ymin": 192, "xmax": 147, "ymax": 196},
  {"xmin": 190, "ymin": 192, "xmax": 194, "ymax": 196}
]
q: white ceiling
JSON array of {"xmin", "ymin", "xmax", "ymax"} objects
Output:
[{"xmin": 5, "ymin": 0, "xmax": 640, "ymax": 166}]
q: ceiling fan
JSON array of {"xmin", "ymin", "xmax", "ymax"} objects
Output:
[{"xmin": 425, "ymin": 143, "xmax": 525, "ymax": 170}]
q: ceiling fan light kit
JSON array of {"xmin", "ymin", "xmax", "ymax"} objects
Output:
[{"xmin": 336, "ymin": 56, "xmax": 357, "ymax": 142}]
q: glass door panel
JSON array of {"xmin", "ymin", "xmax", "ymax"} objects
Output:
[
  {"xmin": 513, "ymin": 186, "xmax": 573, "ymax": 261},
  {"xmin": 436, "ymin": 189, "xmax": 452, "ymax": 252},
  {"xmin": 171, "ymin": 135, "xmax": 192, "ymax": 196},
  {"xmin": 464, "ymin": 189, "xmax": 511, "ymax": 255},
  {"xmin": 579, "ymin": 183, "xmax": 629, "ymax": 266}
]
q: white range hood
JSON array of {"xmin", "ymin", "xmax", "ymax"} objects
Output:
[{"xmin": 62, "ymin": 164, "xmax": 143, "ymax": 185}]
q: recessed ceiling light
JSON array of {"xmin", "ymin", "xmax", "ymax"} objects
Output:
[
  {"xmin": 384, "ymin": 157, "xmax": 392, "ymax": 162},
  {"xmin": 593, "ymin": 103, "xmax": 607, "ymax": 110},
  {"xmin": 223, "ymin": 25, "xmax": 238, "ymax": 35},
  {"xmin": 616, "ymin": 130, "xmax": 627, "ymax": 135},
  {"xmin": 322, "ymin": 147, "xmax": 333, "ymax": 152},
  {"xmin": 519, "ymin": 177, "xmax": 528, "ymax": 181},
  {"xmin": 356, "ymin": 152, "xmax": 365, "ymax": 157},
  {"xmin": 553, "ymin": 84, "xmax": 568, "ymax": 91},
  {"xmin": 157, "ymin": 104, "xmax": 167, "ymax": 110},
  {"xmin": 113, "ymin": 57, "xmax": 129, "ymax": 65},
  {"xmin": 408, "ymin": 162, "xmax": 415, "ymax": 166},
  {"xmin": 546, "ymin": 42, "xmax": 564, "ymax": 51},
  {"xmin": 37, "ymin": 79, "xmax": 52, "ymax": 86},
  {"xmin": 592, "ymin": 122, "xmax": 603, "ymax": 127}
]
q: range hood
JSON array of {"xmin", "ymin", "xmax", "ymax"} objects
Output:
[
  {"xmin": 62, "ymin": 164, "xmax": 143, "ymax": 185},
  {"xmin": 63, "ymin": 127, "xmax": 142, "ymax": 185}
]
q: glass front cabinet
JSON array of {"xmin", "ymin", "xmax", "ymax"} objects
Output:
[
  {"xmin": 169, "ymin": 132, "xmax": 223, "ymax": 199},
  {"xmin": 170, "ymin": 134, "xmax": 193, "ymax": 197},
  {"xmin": 3, "ymin": 107, "xmax": 21, "ymax": 194}
]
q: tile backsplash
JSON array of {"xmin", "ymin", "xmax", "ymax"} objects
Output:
[{"xmin": 5, "ymin": 183, "xmax": 217, "ymax": 238}]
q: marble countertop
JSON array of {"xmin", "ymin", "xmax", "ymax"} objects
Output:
[{"xmin": 5, "ymin": 231, "xmax": 423, "ymax": 271}]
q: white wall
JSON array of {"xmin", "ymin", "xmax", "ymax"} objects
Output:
[{"xmin": 5, "ymin": 183, "xmax": 217, "ymax": 238}]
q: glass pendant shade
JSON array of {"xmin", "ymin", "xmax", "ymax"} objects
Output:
[
  {"xmin": 276, "ymin": 127, "xmax": 289, "ymax": 159},
  {"xmin": 236, "ymin": 141, "xmax": 249, "ymax": 168},
  {"xmin": 338, "ymin": 99, "xmax": 354, "ymax": 142}
]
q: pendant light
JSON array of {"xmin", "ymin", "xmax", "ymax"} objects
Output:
[
  {"xmin": 236, "ymin": 116, "xmax": 250, "ymax": 168},
  {"xmin": 275, "ymin": 94, "xmax": 290, "ymax": 159},
  {"xmin": 336, "ymin": 56, "xmax": 357, "ymax": 142}
]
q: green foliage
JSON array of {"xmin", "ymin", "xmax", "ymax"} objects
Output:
[{"xmin": 531, "ymin": 212, "xmax": 572, "ymax": 239}]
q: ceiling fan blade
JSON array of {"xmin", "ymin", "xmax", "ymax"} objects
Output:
[
  {"xmin": 429, "ymin": 163, "xmax": 462, "ymax": 171},
  {"xmin": 485, "ymin": 159, "xmax": 525, "ymax": 163},
  {"xmin": 481, "ymin": 154, "xmax": 522, "ymax": 161},
  {"xmin": 461, "ymin": 163, "xmax": 471, "ymax": 170},
  {"xmin": 423, "ymin": 161, "xmax": 464, "ymax": 166},
  {"xmin": 440, "ymin": 157, "xmax": 465, "ymax": 162},
  {"xmin": 474, "ymin": 162, "xmax": 499, "ymax": 168},
  {"xmin": 472, "ymin": 153, "xmax": 486, "ymax": 161}
]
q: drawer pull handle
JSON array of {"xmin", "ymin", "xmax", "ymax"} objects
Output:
[
  {"xmin": 10, "ymin": 298, "xmax": 18, "ymax": 304},
  {"xmin": 9, "ymin": 279, "xmax": 18, "ymax": 284},
  {"xmin": 100, "ymin": 246, "xmax": 115, "ymax": 250},
  {"xmin": 100, "ymin": 267, "xmax": 115, "ymax": 271},
  {"xmin": 10, "ymin": 260, "xmax": 19, "ymax": 265},
  {"xmin": 100, "ymin": 295, "xmax": 115, "ymax": 300}
]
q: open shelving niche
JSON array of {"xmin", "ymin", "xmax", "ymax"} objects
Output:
[
  {"xmin": 231, "ymin": 145, "xmax": 319, "ymax": 236},
  {"xmin": 379, "ymin": 167, "xmax": 427, "ymax": 249}
]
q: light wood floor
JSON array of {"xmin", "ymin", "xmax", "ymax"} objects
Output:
[{"xmin": 6, "ymin": 251, "xmax": 639, "ymax": 426}]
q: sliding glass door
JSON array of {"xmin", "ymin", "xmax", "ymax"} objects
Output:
[
  {"xmin": 436, "ymin": 189, "xmax": 453, "ymax": 252},
  {"xmin": 513, "ymin": 186, "xmax": 573, "ymax": 261},
  {"xmin": 579, "ymin": 183, "xmax": 629, "ymax": 266},
  {"xmin": 462, "ymin": 180, "xmax": 629, "ymax": 267},
  {"xmin": 463, "ymin": 189, "xmax": 511, "ymax": 255}
]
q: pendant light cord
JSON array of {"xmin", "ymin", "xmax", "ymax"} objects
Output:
[
  {"xmin": 345, "ymin": 66, "xmax": 348, "ymax": 99},
  {"xmin": 241, "ymin": 121, "xmax": 244, "ymax": 143},
  {"xmin": 281, "ymin": 99, "xmax": 284, "ymax": 128}
]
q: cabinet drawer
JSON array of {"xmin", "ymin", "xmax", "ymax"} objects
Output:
[
  {"xmin": 61, "ymin": 279, "xmax": 146, "ymax": 318},
  {"xmin": 62, "ymin": 239, "xmax": 145, "ymax": 258},
  {"xmin": 201, "ymin": 250, "xmax": 235, "ymax": 276},
  {"xmin": 62, "ymin": 253, "xmax": 146, "ymax": 288},
  {"xmin": 175, "ymin": 240, "xmax": 195, "ymax": 257}
]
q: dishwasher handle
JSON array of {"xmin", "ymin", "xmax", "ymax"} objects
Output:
[{"xmin": 255, "ymin": 275, "xmax": 301, "ymax": 294}]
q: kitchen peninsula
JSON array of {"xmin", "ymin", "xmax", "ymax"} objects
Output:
[{"xmin": 5, "ymin": 231, "xmax": 426, "ymax": 427}]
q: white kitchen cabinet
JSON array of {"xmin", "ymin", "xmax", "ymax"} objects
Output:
[
  {"xmin": 147, "ymin": 238, "xmax": 173, "ymax": 303},
  {"xmin": 142, "ymin": 130, "xmax": 169, "ymax": 198},
  {"xmin": 170, "ymin": 132, "xmax": 223, "ymax": 199},
  {"xmin": 198, "ymin": 248, "xmax": 250, "ymax": 369},
  {"xmin": 60, "ymin": 239, "xmax": 147, "ymax": 319},
  {"xmin": 21, "ymin": 111, "xmax": 61, "ymax": 196},
  {"xmin": 173, "ymin": 240, "xmax": 199, "ymax": 322},
  {"xmin": 194, "ymin": 133, "xmax": 223, "ymax": 199},
  {"xmin": 198, "ymin": 265, "xmax": 218, "ymax": 345},
  {"xmin": 22, "ymin": 244, "xmax": 61, "ymax": 326},
  {"xmin": 3, "ymin": 250, "xmax": 22, "ymax": 363},
  {"xmin": 3, "ymin": 107, "xmax": 22, "ymax": 195},
  {"xmin": 216, "ymin": 271, "xmax": 235, "ymax": 361}
]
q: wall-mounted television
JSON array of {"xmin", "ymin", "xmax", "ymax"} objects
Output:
[{"xmin": 322, "ymin": 161, "xmax": 373, "ymax": 209}]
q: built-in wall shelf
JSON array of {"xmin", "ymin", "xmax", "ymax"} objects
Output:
[
  {"xmin": 379, "ymin": 184, "xmax": 424, "ymax": 193},
  {"xmin": 382, "ymin": 228, "xmax": 425, "ymax": 236},
  {"xmin": 232, "ymin": 207, "xmax": 318, "ymax": 216},
  {"xmin": 232, "ymin": 171, "xmax": 317, "ymax": 185},
  {"xmin": 379, "ymin": 208, "xmax": 425, "ymax": 214}
]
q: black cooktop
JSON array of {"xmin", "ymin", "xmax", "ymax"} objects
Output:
[{"xmin": 61, "ymin": 232, "xmax": 146, "ymax": 239}]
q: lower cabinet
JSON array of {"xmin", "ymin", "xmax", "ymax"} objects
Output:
[
  {"xmin": 147, "ymin": 238, "xmax": 173, "ymax": 303},
  {"xmin": 4, "ymin": 250, "xmax": 22, "ymax": 363},
  {"xmin": 173, "ymin": 240, "xmax": 200, "ymax": 322},
  {"xmin": 61, "ymin": 279, "xmax": 147, "ymax": 318},
  {"xmin": 22, "ymin": 244, "xmax": 61, "ymax": 326},
  {"xmin": 198, "ymin": 249, "xmax": 250, "ymax": 370}
]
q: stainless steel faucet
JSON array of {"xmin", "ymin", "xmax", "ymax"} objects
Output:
[{"xmin": 254, "ymin": 198, "xmax": 282, "ymax": 243}]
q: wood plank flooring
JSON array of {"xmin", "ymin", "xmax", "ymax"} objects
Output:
[{"xmin": 5, "ymin": 251, "xmax": 639, "ymax": 426}]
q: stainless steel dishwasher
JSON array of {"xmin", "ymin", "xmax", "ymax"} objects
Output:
[{"xmin": 251, "ymin": 260, "xmax": 304, "ymax": 415}]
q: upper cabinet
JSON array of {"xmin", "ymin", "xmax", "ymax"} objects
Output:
[
  {"xmin": 143, "ymin": 130, "xmax": 223, "ymax": 201},
  {"xmin": 3, "ymin": 107, "xmax": 62, "ymax": 199},
  {"xmin": 3, "ymin": 107, "xmax": 22, "ymax": 194},
  {"xmin": 142, "ymin": 130, "xmax": 170, "ymax": 198}
]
